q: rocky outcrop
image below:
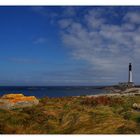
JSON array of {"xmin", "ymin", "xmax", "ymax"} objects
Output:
[
  {"xmin": 0, "ymin": 94, "xmax": 39, "ymax": 109},
  {"xmin": 124, "ymin": 88, "xmax": 140, "ymax": 94}
]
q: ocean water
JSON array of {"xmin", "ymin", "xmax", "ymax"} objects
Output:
[{"xmin": 0, "ymin": 86, "xmax": 107, "ymax": 98}]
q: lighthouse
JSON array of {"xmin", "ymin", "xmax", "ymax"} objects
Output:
[
  {"xmin": 118, "ymin": 63, "xmax": 134, "ymax": 88},
  {"xmin": 128, "ymin": 63, "xmax": 133, "ymax": 83}
]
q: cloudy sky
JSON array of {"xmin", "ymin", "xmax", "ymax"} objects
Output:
[{"xmin": 0, "ymin": 6, "xmax": 140, "ymax": 86}]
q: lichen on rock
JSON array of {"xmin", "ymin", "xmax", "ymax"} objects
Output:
[{"xmin": 0, "ymin": 93, "xmax": 39, "ymax": 109}]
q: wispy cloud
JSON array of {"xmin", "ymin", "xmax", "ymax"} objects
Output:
[
  {"xmin": 33, "ymin": 37, "xmax": 47, "ymax": 44},
  {"xmin": 58, "ymin": 7, "xmax": 140, "ymax": 83},
  {"xmin": 28, "ymin": 7, "xmax": 140, "ymax": 84},
  {"xmin": 9, "ymin": 58, "xmax": 41, "ymax": 64}
]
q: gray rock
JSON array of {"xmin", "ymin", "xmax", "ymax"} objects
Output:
[{"xmin": 132, "ymin": 103, "xmax": 140, "ymax": 110}]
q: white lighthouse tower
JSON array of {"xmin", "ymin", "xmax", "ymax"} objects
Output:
[
  {"xmin": 128, "ymin": 63, "xmax": 133, "ymax": 83},
  {"xmin": 118, "ymin": 63, "xmax": 134, "ymax": 88}
]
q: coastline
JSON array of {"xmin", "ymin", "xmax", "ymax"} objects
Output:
[{"xmin": 77, "ymin": 87, "xmax": 140, "ymax": 98}]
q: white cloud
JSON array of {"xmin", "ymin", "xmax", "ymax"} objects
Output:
[
  {"xmin": 33, "ymin": 37, "xmax": 47, "ymax": 44},
  {"xmin": 59, "ymin": 8, "xmax": 140, "ymax": 83},
  {"xmin": 58, "ymin": 19, "xmax": 73, "ymax": 29}
]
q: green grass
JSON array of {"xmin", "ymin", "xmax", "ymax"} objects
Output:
[{"xmin": 1, "ymin": 95, "xmax": 140, "ymax": 134}]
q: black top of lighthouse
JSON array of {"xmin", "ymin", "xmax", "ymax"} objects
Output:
[{"xmin": 129, "ymin": 63, "xmax": 132, "ymax": 71}]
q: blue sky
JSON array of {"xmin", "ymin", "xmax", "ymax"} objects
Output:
[{"xmin": 0, "ymin": 6, "xmax": 140, "ymax": 86}]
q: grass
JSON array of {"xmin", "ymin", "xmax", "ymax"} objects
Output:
[{"xmin": 1, "ymin": 95, "xmax": 140, "ymax": 134}]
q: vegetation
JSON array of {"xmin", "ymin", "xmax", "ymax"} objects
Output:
[{"xmin": 1, "ymin": 95, "xmax": 140, "ymax": 134}]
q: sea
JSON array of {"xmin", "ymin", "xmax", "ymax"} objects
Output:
[{"xmin": 0, "ymin": 86, "xmax": 107, "ymax": 98}]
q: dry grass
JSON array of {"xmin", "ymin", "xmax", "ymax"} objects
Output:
[{"xmin": 0, "ymin": 95, "xmax": 140, "ymax": 134}]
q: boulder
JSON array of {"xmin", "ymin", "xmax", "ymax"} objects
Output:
[
  {"xmin": 132, "ymin": 103, "xmax": 140, "ymax": 110},
  {"xmin": 0, "ymin": 94, "xmax": 39, "ymax": 109}
]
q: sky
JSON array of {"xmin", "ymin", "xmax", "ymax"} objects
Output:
[{"xmin": 1, "ymin": 6, "xmax": 140, "ymax": 86}]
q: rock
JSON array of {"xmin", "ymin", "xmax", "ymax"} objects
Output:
[
  {"xmin": 132, "ymin": 103, "xmax": 140, "ymax": 110},
  {"xmin": 0, "ymin": 94, "xmax": 39, "ymax": 109},
  {"xmin": 124, "ymin": 88, "xmax": 140, "ymax": 94}
]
